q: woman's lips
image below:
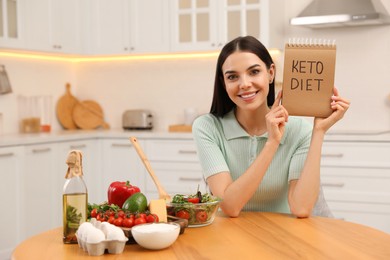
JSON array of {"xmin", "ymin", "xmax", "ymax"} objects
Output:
[{"xmin": 239, "ymin": 91, "xmax": 259, "ymax": 101}]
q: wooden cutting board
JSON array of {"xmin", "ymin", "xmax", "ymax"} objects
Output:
[
  {"xmin": 72, "ymin": 100, "xmax": 110, "ymax": 130},
  {"xmin": 56, "ymin": 83, "xmax": 78, "ymax": 129}
]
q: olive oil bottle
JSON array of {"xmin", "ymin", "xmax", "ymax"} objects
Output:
[{"xmin": 63, "ymin": 150, "xmax": 88, "ymax": 244}]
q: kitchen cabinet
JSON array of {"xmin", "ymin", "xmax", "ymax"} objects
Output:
[
  {"xmin": 145, "ymin": 139, "xmax": 206, "ymax": 201},
  {"xmin": 170, "ymin": 0, "xmax": 284, "ymax": 52},
  {"xmin": 22, "ymin": 0, "xmax": 82, "ymax": 54},
  {"xmin": 321, "ymin": 141, "xmax": 390, "ymax": 233},
  {"xmin": 0, "ymin": 0, "xmax": 23, "ymax": 49},
  {"xmin": 0, "ymin": 146, "xmax": 23, "ymax": 260},
  {"xmin": 100, "ymin": 138, "xmax": 146, "ymax": 201},
  {"xmin": 21, "ymin": 143, "xmax": 58, "ymax": 239},
  {"xmin": 85, "ymin": 0, "xmax": 170, "ymax": 55}
]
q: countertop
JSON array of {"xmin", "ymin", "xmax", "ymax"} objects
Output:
[
  {"xmin": 1, "ymin": 128, "xmax": 390, "ymax": 148},
  {"xmin": 12, "ymin": 212, "xmax": 390, "ymax": 259}
]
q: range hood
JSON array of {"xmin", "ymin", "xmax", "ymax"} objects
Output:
[{"xmin": 290, "ymin": 0, "xmax": 390, "ymax": 28}]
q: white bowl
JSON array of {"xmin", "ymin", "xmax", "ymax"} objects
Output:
[{"xmin": 131, "ymin": 222, "xmax": 180, "ymax": 250}]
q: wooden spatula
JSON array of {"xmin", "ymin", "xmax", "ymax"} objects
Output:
[{"xmin": 129, "ymin": 136, "xmax": 171, "ymax": 202}]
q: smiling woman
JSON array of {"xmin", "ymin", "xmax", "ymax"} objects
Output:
[{"xmin": 192, "ymin": 35, "xmax": 350, "ymax": 218}]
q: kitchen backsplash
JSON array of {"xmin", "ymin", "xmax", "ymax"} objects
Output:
[{"xmin": 1, "ymin": 0, "xmax": 390, "ymax": 135}]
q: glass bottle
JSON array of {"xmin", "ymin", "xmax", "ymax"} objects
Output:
[{"xmin": 63, "ymin": 150, "xmax": 88, "ymax": 244}]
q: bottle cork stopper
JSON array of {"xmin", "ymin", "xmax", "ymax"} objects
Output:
[{"xmin": 65, "ymin": 150, "xmax": 83, "ymax": 178}]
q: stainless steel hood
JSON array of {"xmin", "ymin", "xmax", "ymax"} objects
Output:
[{"xmin": 290, "ymin": 0, "xmax": 390, "ymax": 28}]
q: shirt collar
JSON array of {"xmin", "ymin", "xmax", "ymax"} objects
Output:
[{"xmin": 221, "ymin": 109, "xmax": 286, "ymax": 144}]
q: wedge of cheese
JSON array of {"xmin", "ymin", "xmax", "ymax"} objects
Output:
[{"xmin": 149, "ymin": 199, "xmax": 168, "ymax": 222}]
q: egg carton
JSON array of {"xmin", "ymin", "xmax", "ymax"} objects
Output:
[{"xmin": 76, "ymin": 234, "xmax": 128, "ymax": 256}]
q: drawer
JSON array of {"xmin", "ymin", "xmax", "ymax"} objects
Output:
[
  {"xmin": 321, "ymin": 167, "xmax": 390, "ymax": 194},
  {"xmin": 145, "ymin": 162, "xmax": 206, "ymax": 194},
  {"xmin": 146, "ymin": 139, "xmax": 198, "ymax": 162},
  {"xmin": 321, "ymin": 142, "xmax": 390, "ymax": 168},
  {"xmin": 327, "ymin": 201, "xmax": 390, "ymax": 234}
]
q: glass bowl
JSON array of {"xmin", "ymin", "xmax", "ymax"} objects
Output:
[{"xmin": 166, "ymin": 199, "xmax": 221, "ymax": 227}]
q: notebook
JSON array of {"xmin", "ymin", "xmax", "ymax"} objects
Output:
[{"xmin": 281, "ymin": 39, "xmax": 336, "ymax": 117}]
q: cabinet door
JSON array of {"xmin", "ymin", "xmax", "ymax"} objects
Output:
[
  {"xmin": 129, "ymin": 0, "xmax": 170, "ymax": 54},
  {"xmin": 57, "ymin": 140, "xmax": 100, "ymax": 207},
  {"xmin": 101, "ymin": 139, "xmax": 146, "ymax": 201},
  {"xmin": 22, "ymin": 0, "xmax": 51, "ymax": 51},
  {"xmin": 86, "ymin": 0, "xmax": 129, "ymax": 55},
  {"xmin": 0, "ymin": 146, "xmax": 23, "ymax": 260},
  {"xmin": 22, "ymin": 0, "xmax": 82, "ymax": 53},
  {"xmin": 50, "ymin": 0, "xmax": 82, "ymax": 53},
  {"xmin": 22, "ymin": 143, "xmax": 58, "ymax": 239},
  {"xmin": 170, "ymin": 0, "xmax": 219, "ymax": 52},
  {"xmin": 170, "ymin": 0, "xmax": 282, "ymax": 52},
  {"xmin": 0, "ymin": 0, "xmax": 23, "ymax": 48}
]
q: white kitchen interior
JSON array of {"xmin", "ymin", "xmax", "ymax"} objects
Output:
[{"xmin": 1, "ymin": 0, "xmax": 390, "ymax": 259}]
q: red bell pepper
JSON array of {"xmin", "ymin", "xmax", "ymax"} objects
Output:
[{"xmin": 107, "ymin": 181, "xmax": 140, "ymax": 208}]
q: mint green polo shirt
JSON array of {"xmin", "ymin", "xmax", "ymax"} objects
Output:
[{"xmin": 192, "ymin": 110, "xmax": 313, "ymax": 214}]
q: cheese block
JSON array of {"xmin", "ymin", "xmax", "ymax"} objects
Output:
[{"xmin": 149, "ymin": 199, "xmax": 168, "ymax": 223}]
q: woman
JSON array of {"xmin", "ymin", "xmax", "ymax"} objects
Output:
[{"xmin": 192, "ymin": 36, "xmax": 350, "ymax": 218}]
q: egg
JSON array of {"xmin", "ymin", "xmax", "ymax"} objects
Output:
[
  {"xmin": 77, "ymin": 222, "xmax": 93, "ymax": 240},
  {"xmin": 106, "ymin": 225, "xmax": 126, "ymax": 241},
  {"xmin": 86, "ymin": 227, "xmax": 105, "ymax": 243}
]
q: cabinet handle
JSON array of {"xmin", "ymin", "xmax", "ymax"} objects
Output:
[
  {"xmin": 321, "ymin": 153, "xmax": 344, "ymax": 158},
  {"xmin": 32, "ymin": 147, "xmax": 51, "ymax": 153},
  {"xmin": 178, "ymin": 150, "xmax": 197, "ymax": 154},
  {"xmin": 322, "ymin": 182, "xmax": 345, "ymax": 187},
  {"xmin": 0, "ymin": 152, "xmax": 14, "ymax": 157},
  {"xmin": 70, "ymin": 144, "xmax": 87, "ymax": 149},
  {"xmin": 112, "ymin": 143, "xmax": 132, "ymax": 147},
  {"xmin": 179, "ymin": 177, "xmax": 202, "ymax": 181}
]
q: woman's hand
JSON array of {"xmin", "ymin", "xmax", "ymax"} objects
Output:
[
  {"xmin": 314, "ymin": 87, "xmax": 350, "ymax": 133},
  {"xmin": 266, "ymin": 91, "xmax": 288, "ymax": 143}
]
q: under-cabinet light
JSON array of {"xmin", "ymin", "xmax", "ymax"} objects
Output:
[{"xmin": 0, "ymin": 49, "xmax": 282, "ymax": 63}]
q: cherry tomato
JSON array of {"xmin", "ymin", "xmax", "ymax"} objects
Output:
[
  {"xmin": 152, "ymin": 213, "xmax": 159, "ymax": 223},
  {"xmin": 176, "ymin": 210, "xmax": 190, "ymax": 220},
  {"xmin": 146, "ymin": 213, "xmax": 159, "ymax": 223},
  {"xmin": 108, "ymin": 215, "xmax": 115, "ymax": 224},
  {"xmin": 90, "ymin": 208, "xmax": 98, "ymax": 218},
  {"xmin": 123, "ymin": 217, "xmax": 134, "ymax": 228},
  {"xmin": 138, "ymin": 213, "xmax": 147, "ymax": 220},
  {"xmin": 196, "ymin": 210, "xmax": 208, "ymax": 222},
  {"xmin": 104, "ymin": 209, "xmax": 115, "ymax": 218},
  {"xmin": 96, "ymin": 213, "xmax": 104, "ymax": 222},
  {"xmin": 117, "ymin": 210, "xmax": 125, "ymax": 218},
  {"xmin": 187, "ymin": 197, "xmax": 200, "ymax": 203},
  {"xmin": 114, "ymin": 217, "xmax": 124, "ymax": 227},
  {"xmin": 134, "ymin": 217, "xmax": 147, "ymax": 226}
]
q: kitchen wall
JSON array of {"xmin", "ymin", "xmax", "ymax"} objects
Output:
[{"xmin": 1, "ymin": 0, "xmax": 390, "ymax": 134}]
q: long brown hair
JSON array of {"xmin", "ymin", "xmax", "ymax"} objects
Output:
[{"xmin": 210, "ymin": 36, "xmax": 275, "ymax": 117}]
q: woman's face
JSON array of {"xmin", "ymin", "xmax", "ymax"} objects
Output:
[{"xmin": 222, "ymin": 51, "xmax": 274, "ymax": 112}]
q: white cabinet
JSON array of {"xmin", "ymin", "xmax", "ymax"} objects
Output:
[
  {"xmin": 145, "ymin": 139, "xmax": 207, "ymax": 201},
  {"xmin": 0, "ymin": 0, "xmax": 23, "ymax": 48},
  {"xmin": 321, "ymin": 141, "xmax": 390, "ymax": 233},
  {"xmin": 170, "ymin": 0, "xmax": 284, "ymax": 52},
  {"xmin": 21, "ymin": 143, "xmax": 58, "ymax": 239},
  {"xmin": 0, "ymin": 146, "xmax": 23, "ymax": 260},
  {"xmin": 22, "ymin": 0, "xmax": 82, "ymax": 53},
  {"xmin": 85, "ymin": 0, "xmax": 169, "ymax": 55},
  {"xmin": 100, "ymin": 139, "xmax": 146, "ymax": 201}
]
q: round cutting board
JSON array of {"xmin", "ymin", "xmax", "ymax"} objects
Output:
[
  {"xmin": 72, "ymin": 100, "xmax": 110, "ymax": 130},
  {"xmin": 56, "ymin": 83, "xmax": 78, "ymax": 129}
]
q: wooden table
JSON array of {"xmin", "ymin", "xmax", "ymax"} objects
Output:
[{"xmin": 12, "ymin": 212, "xmax": 390, "ymax": 260}]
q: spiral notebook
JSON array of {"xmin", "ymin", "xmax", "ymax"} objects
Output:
[{"xmin": 281, "ymin": 39, "xmax": 336, "ymax": 117}]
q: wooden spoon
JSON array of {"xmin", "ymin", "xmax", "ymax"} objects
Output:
[{"xmin": 129, "ymin": 136, "xmax": 171, "ymax": 202}]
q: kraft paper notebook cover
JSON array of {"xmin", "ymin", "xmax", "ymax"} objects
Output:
[{"xmin": 282, "ymin": 39, "xmax": 336, "ymax": 117}]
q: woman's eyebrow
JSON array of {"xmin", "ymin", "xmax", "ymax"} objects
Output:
[{"xmin": 224, "ymin": 64, "xmax": 261, "ymax": 75}]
